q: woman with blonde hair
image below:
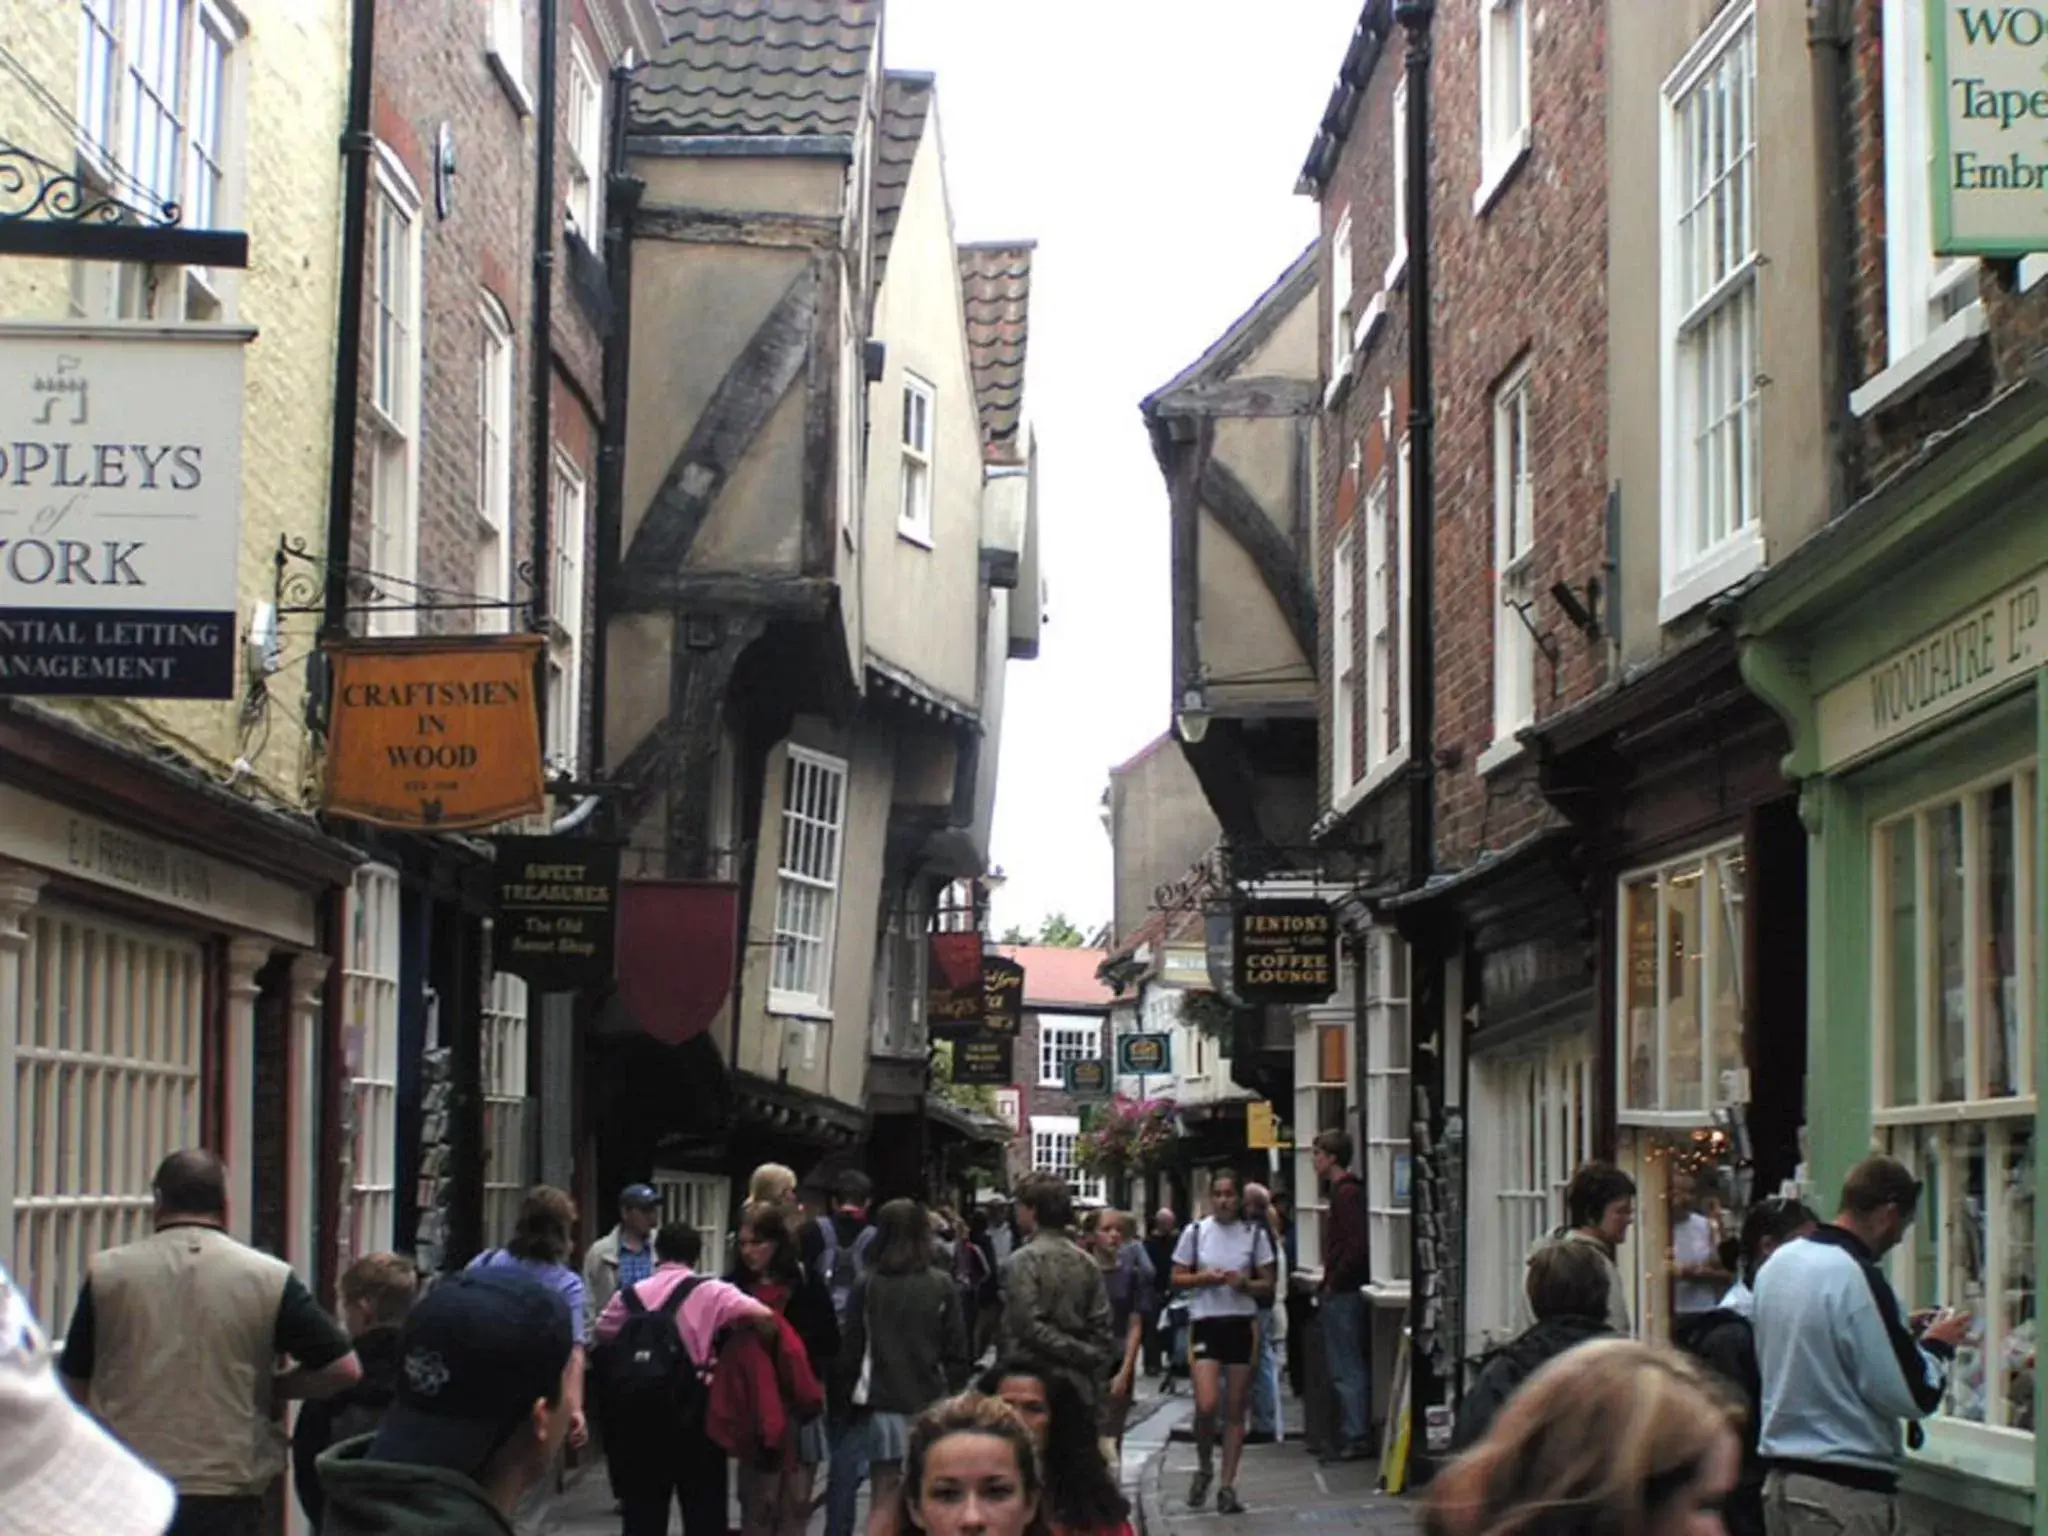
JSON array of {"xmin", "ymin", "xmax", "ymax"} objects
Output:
[
  {"xmin": 750, "ymin": 1162, "xmax": 800, "ymax": 1209},
  {"xmin": 1427, "ymin": 1339, "xmax": 1742, "ymax": 1536}
]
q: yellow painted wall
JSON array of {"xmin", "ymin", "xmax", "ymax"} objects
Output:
[{"xmin": 0, "ymin": 1, "xmax": 349, "ymax": 809}]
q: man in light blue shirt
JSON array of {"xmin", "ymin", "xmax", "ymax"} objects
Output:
[{"xmin": 1753, "ymin": 1155, "xmax": 1970, "ymax": 1536}]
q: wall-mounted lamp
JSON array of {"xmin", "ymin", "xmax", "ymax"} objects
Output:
[{"xmin": 1175, "ymin": 686, "xmax": 1212, "ymax": 746}]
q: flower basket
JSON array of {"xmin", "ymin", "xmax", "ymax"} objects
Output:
[{"xmin": 1076, "ymin": 1093, "xmax": 1179, "ymax": 1177}]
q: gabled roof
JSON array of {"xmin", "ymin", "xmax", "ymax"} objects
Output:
[
  {"xmin": 1141, "ymin": 242, "xmax": 1319, "ymax": 411},
  {"xmin": 872, "ymin": 71, "xmax": 933, "ymax": 289},
  {"xmin": 634, "ymin": 0, "xmax": 879, "ymax": 139},
  {"xmin": 995, "ymin": 945, "xmax": 1115, "ymax": 1011},
  {"xmin": 958, "ymin": 242, "xmax": 1035, "ymax": 466},
  {"xmin": 1297, "ymin": 1, "xmax": 1394, "ymax": 197}
]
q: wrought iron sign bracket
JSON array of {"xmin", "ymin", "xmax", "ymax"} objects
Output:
[
  {"xmin": 273, "ymin": 533, "xmax": 532, "ymax": 619},
  {"xmin": 0, "ymin": 135, "xmax": 249, "ymax": 267}
]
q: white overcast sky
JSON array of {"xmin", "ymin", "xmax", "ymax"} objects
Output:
[{"xmin": 884, "ymin": 1, "xmax": 1362, "ymax": 939}]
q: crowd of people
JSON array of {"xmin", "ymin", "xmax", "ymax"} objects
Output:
[{"xmin": 1, "ymin": 1137, "xmax": 1963, "ymax": 1536}]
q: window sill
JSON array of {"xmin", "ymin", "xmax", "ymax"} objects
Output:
[
  {"xmin": 1657, "ymin": 530, "xmax": 1764, "ymax": 626},
  {"xmin": 2022, "ymin": 254, "xmax": 2048, "ymax": 293},
  {"xmin": 1331, "ymin": 750, "xmax": 1409, "ymax": 818},
  {"xmin": 896, "ymin": 524, "xmax": 934, "ymax": 550},
  {"xmin": 1383, "ymin": 246, "xmax": 1408, "ymax": 293},
  {"xmin": 766, "ymin": 995, "xmax": 833, "ymax": 1023},
  {"xmin": 1472, "ymin": 131, "xmax": 1532, "ymax": 219},
  {"xmin": 1352, "ymin": 290, "xmax": 1388, "ymax": 357},
  {"xmin": 1323, "ymin": 363, "xmax": 1353, "ymax": 410},
  {"xmin": 1476, "ymin": 736, "xmax": 1526, "ymax": 778},
  {"xmin": 1847, "ymin": 300, "xmax": 1988, "ymax": 419},
  {"xmin": 487, "ymin": 49, "xmax": 534, "ymax": 118}
]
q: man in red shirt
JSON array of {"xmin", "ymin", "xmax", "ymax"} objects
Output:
[{"xmin": 1314, "ymin": 1130, "xmax": 1372, "ymax": 1460}]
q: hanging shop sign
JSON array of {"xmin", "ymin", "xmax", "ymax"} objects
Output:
[
  {"xmin": 323, "ymin": 635, "xmax": 546, "ymax": 829},
  {"xmin": 1815, "ymin": 563, "xmax": 2044, "ymax": 771},
  {"xmin": 492, "ymin": 836, "xmax": 620, "ymax": 989},
  {"xmin": 615, "ymin": 880, "xmax": 741, "ymax": 1045},
  {"xmin": 1246, "ymin": 1100, "xmax": 1288, "ymax": 1151},
  {"xmin": 1064, "ymin": 1057, "xmax": 1111, "ymax": 1099},
  {"xmin": 928, "ymin": 932, "xmax": 987, "ymax": 1037},
  {"xmin": 0, "ymin": 325, "xmax": 251, "ymax": 699},
  {"xmin": 1232, "ymin": 898, "xmax": 1339, "ymax": 1004},
  {"xmin": 952, "ymin": 1031, "xmax": 1014, "ymax": 1086},
  {"xmin": 982, "ymin": 954, "xmax": 1024, "ymax": 1035},
  {"xmin": 1117, "ymin": 1032, "xmax": 1172, "ymax": 1076},
  {"xmin": 1930, "ymin": 3, "xmax": 2048, "ymax": 253}
]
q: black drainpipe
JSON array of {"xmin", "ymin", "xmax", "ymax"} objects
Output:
[
  {"xmin": 1393, "ymin": 0, "xmax": 1447, "ymax": 1485},
  {"xmin": 591, "ymin": 65, "xmax": 640, "ymax": 789},
  {"xmin": 317, "ymin": 0, "xmax": 378, "ymax": 664},
  {"xmin": 529, "ymin": 0, "xmax": 561, "ymax": 742}
]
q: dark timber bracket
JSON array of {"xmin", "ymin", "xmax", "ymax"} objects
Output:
[
  {"xmin": 1199, "ymin": 455, "xmax": 1318, "ymax": 660},
  {"xmin": 626, "ymin": 259, "xmax": 821, "ymax": 571},
  {"xmin": 664, "ymin": 615, "xmax": 768, "ymax": 878}
]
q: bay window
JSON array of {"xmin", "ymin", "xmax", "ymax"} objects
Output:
[
  {"xmin": 1874, "ymin": 766, "xmax": 2037, "ymax": 1438},
  {"xmin": 1620, "ymin": 843, "xmax": 1747, "ymax": 1118}
]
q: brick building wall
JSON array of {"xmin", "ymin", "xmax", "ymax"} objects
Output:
[{"xmin": 1316, "ymin": 1, "xmax": 1609, "ymax": 876}]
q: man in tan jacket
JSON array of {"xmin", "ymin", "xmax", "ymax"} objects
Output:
[{"xmin": 61, "ymin": 1150, "xmax": 362, "ymax": 1536}]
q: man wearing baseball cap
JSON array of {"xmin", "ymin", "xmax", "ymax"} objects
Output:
[
  {"xmin": 1, "ymin": 1261, "xmax": 176, "ymax": 1536},
  {"xmin": 316, "ymin": 1266, "xmax": 578, "ymax": 1535}
]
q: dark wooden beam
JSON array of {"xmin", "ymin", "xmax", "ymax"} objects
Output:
[
  {"xmin": 1149, "ymin": 376, "xmax": 1321, "ymax": 420},
  {"xmin": 0, "ymin": 221, "xmax": 249, "ymax": 267},
  {"xmin": 608, "ymin": 571, "xmax": 834, "ymax": 616},
  {"xmin": 1165, "ymin": 420, "xmax": 1210, "ymax": 702},
  {"xmin": 1200, "ymin": 455, "xmax": 1317, "ymax": 661},
  {"xmin": 626, "ymin": 261, "xmax": 821, "ymax": 572},
  {"xmin": 801, "ymin": 256, "xmax": 839, "ymax": 576},
  {"xmin": 633, "ymin": 203, "xmax": 842, "ymax": 250},
  {"xmin": 665, "ymin": 616, "xmax": 767, "ymax": 878}
]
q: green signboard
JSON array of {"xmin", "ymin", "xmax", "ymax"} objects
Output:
[
  {"xmin": 1117, "ymin": 1032, "xmax": 1172, "ymax": 1075},
  {"xmin": 1064, "ymin": 1056, "xmax": 1110, "ymax": 1099}
]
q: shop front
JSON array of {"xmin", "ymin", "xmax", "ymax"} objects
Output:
[
  {"xmin": 1529, "ymin": 633, "xmax": 1809, "ymax": 1345},
  {"xmin": 1739, "ymin": 387, "xmax": 2048, "ymax": 1531}
]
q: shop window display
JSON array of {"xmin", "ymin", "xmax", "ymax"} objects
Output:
[{"xmin": 1874, "ymin": 766, "xmax": 2037, "ymax": 1439}]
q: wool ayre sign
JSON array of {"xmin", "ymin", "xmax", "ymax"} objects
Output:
[
  {"xmin": 324, "ymin": 636, "xmax": 547, "ymax": 829},
  {"xmin": 1816, "ymin": 563, "xmax": 2044, "ymax": 770},
  {"xmin": 0, "ymin": 326, "xmax": 250, "ymax": 698},
  {"xmin": 1932, "ymin": 4, "xmax": 2048, "ymax": 252}
]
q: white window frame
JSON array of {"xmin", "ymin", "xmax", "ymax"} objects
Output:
[
  {"xmin": 74, "ymin": 0, "xmax": 240, "ymax": 321},
  {"xmin": 1617, "ymin": 840, "xmax": 1748, "ymax": 1125},
  {"xmin": 1038, "ymin": 1015, "xmax": 1103, "ymax": 1089},
  {"xmin": 1029, "ymin": 1113, "xmax": 1105, "ymax": 1205},
  {"xmin": 653, "ymin": 1171, "xmax": 729, "ymax": 1267},
  {"xmin": 1329, "ymin": 210, "xmax": 1356, "ymax": 381},
  {"xmin": 1332, "ymin": 522, "xmax": 1358, "ymax": 797},
  {"xmin": 1871, "ymin": 764, "xmax": 2037, "ymax": 1462},
  {"xmin": 1492, "ymin": 362, "xmax": 1536, "ymax": 744},
  {"xmin": 1871, "ymin": 0, "xmax": 1982, "ymax": 391},
  {"xmin": 345, "ymin": 864, "xmax": 403, "ymax": 1263},
  {"xmin": 1468, "ymin": 1028, "xmax": 1596, "ymax": 1352},
  {"xmin": 486, "ymin": 0, "xmax": 532, "ymax": 113},
  {"xmin": 368, "ymin": 148, "xmax": 422, "ymax": 640},
  {"xmin": 546, "ymin": 451, "xmax": 587, "ymax": 771},
  {"xmin": 1658, "ymin": 2, "xmax": 1763, "ymax": 622},
  {"xmin": 565, "ymin": 32, "xmax": 605, "ymax": 245},
  {"xmin": 1387, "ymin": 78, "xmax": 1410, "ymax": 289},
  {"xmin": 898, "ymin": 372, "xmax": 935, "ymax": 546},
  {"xmin": 475, "ymin": 295, "xmax": 515, "ymax": 633},
  {"xmin": 11, "ymin": 904, "xmax": 206, "ymax": 1334},
  {"xmin": 481, "ymin": 965, "xmax": 531, "ymax": 1249},
  {"xmin": 1476, "ymin": 0, "xmax": 1531, "ymax": 212},
  {"xmin": 770, "ymin": 746, "xmax": 848, "ymax": 1016},
  {"xmin": 1364, "ymin": 931, "xmax": 1412, "ymax": 1290},
  {"xmin": 1364, "ymin": 472, "xmax": 1395, "ymax": 774},
  {"xmin": 1396, "ymin": 435, "xmax": 1413, "ymax": 752},
  {"xmin": 870, "ymin": 886, "xmax": 929, "ymax": 1060},
  {"xmin": 1293, "ymin": 962, "xmax": 1357, "ymax": 1278}
]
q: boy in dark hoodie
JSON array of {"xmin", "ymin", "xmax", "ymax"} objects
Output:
[
  {"xmin": 316, "ymin": 1265, "xmax": 577, "ymax": 1536},
  {"xmin": 294, "ymin": 1253, "xmax": 419, "ymax": 1529},
  {"xmin": 1452, "ymin": 1238, "xmax": 1614, "ymax": 1452}
]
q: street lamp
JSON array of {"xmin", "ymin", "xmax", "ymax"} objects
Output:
[{"xmin": 1175, "ymin": 685, "xmax": 1213, "ymax": 745}]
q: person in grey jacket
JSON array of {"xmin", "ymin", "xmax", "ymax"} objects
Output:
[
  {"xmin": 1754, "ymin": 1156, "xmax": 1970, "ymax": 1536},
  {"xmin": 834, "ymin": 1198, "xmax": 969, "ymax": 1536},
  {"xmin": 1000, "ymin": 1175, "xmax": 1116, "ymax": 1399}
]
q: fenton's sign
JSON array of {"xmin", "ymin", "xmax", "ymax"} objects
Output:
[
  {"xmin": 1932, "ymin": 4, "xmax": 2048, "ymax": 252},
  {"xmin": 0, "ymin": 326, "xmax": 250, "ymax": 698}
]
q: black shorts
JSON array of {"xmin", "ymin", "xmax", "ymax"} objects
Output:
[{"xmin": 1189, "ymin": 1316, "xmax": 1256, "ymax": 1367}]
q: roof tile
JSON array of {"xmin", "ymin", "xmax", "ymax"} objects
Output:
[
  {"xmin": 872, "ymin": 72, "xmax": 933, "ymax": 289},
  {"xmin": 957, "ymin": 242, "xmax": 1035, "ymax": 465},
  {"xmin": 634, "ymin": 0, "xmax": 879, "ymax": 139},
  {"xmin": 995, "ymin": 946, "xmax": 1116, "ymax": 1010}
]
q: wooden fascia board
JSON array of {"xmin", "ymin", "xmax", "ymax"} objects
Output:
[
  {"xmin": 1149, "ymin": 376, "xmax": 1321, "ymax": 420},
  {"xmin": 633, "ymin": 203, "xmax": 843, "ymax": 251}
]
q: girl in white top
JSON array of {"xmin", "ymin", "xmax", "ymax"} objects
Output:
[{"xmin": 1169, "ymin": 1171, "xmax": 1275, "ymax": 1516}]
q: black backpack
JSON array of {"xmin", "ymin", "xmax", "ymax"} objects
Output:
[{"xmin": 601, "ymin": 1277, "xmax": 709, "ymax": 1426}]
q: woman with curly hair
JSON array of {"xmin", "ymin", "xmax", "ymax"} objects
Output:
[
  {"xmin": 978, "ymin": 1360, "xmax": 1133, "ymax": 1536},
  {"xmin": 895, "ymin": 1393, "xmax": 1051, "ymax": 1536},
  {"xmin": 1427, "ymin": 1338, "xmax": 1743, "ymax": 1536}
]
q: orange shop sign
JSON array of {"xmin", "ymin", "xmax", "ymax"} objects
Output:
[{"xmin": 323, "ymin": 636, "xmax": 546, "ymax": 830}]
